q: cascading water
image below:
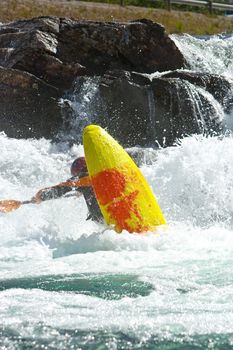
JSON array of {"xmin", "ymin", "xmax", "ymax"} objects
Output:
[
  {"xmin": 171, "ymin": 33, "xmax": 233, "ymax": 76},
  {"xmin": 171, "ymin": 33, "xmax": 233, "ymax": 133},
  {"xmin": 1, "ymin": 34, "xmax": 233, "ymax": 350},
  {"xmin": 57, "ymin": 77, "xmax": 101, "ymax": 144}
]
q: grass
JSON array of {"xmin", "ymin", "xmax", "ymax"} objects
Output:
[{"xmin": 0, "ymin": 0, "xmax": 233, "ymax": 34}]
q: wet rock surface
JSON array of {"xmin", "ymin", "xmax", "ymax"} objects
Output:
[
  {"xmin": 0, "ymin": 66, "xmax": 62, "ymax": 139},
  {"xmin": 89, "ymin": 70, "xmax": 228, "ymax": 146},
  {"xmin": 0, "ymin": 17, "xmax": 185, "ymax": 88},
  {"xmin": 0, "ymin": 16, "xmax": 231, "ymax": 146},
  {"xmin": 162, "ymin": 71, "xmax": 232, "ymax": 107}
]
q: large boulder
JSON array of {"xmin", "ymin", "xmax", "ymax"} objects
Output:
[
  {"xmin": 0, "ymin": 17, "xmax": 186, "ymax": 89},
  {"xmin": 89, "ymin": 69, "xmax": 229, "ymax": 146},
  {"xmin": 57, "ymin": 18, "xmax": 186, "ymax": 75},
  {"xmin": 0, "ymin": 19, "xmax": 86, "ymax": 89},
  {"xmin": 0, "ymin": 16, "xmax": 187, "ymax": 141},
  {"xmin": 0, "ymin": 16, "xmax": 231, "ymax": 147},
  {"xmin": 150, "ymin": 76, "xmax": 223, "ymax": 146},
  {"xmin": 0, "ymin": 66, "xmax": 63, "ymax": 138},
  {"xmin": 97, "ymin": 71, "xmax": 152, "ymax": 146},
  {"xmin": 162, "ymin": 70, "xmax": 232, "ymax": 107}
]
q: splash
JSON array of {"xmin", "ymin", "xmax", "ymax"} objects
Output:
[
  {"xmin": 57, "ymin": 77, "xmax": 100, "ymax": 143},
  {"xmin": 1, "ymin": 132, "xmax": 233, "ymax": 348},
  {"xmin": 171, "ymin": 34, "xmax": 233, "ymax": 79}
]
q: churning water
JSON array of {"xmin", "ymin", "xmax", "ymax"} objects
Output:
[{"xmin": 0, "ymin": 34, "xmax": 233, "ymax": 349}]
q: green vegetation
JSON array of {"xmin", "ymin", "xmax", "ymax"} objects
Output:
[{"xmin": 1, "ymin": 0, "xmax": 233, "ymax": 34}]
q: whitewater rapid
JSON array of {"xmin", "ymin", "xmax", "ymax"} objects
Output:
[
  {"xmin": 171, "ymin": 33, "xmax": 233, "ymax": 77},
  {"xmin": 1, "ymin": 130, "xmax": 233, "ymax": 348},
  {"xmin": 1, "ymin": 33, "xmax": 233, "ymax": 349}
]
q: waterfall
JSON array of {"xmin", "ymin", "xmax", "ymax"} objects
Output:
[
  {"xmin": 147, "ymin": 86, "xmax": 158, "ymax": 143},
  {"xmin": 171, "ymin": 34, "xmax": 233, "ymax": 78},
  {"xmin": 57, "ymin": 77, "xmax": 101, "ymax": 143},
  {"xmin": 171, "ymin": 34, "xmax": 233, "ymax": 133},
  {"xmin": 177, "ymin": 80, "xmax": 225, "ymax": 131}
]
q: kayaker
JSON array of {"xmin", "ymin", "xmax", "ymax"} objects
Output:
[{"xmin": 33, "ymin": 156, "xmax": 103, "ymax": 223}]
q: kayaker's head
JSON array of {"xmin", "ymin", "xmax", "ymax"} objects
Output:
[{"xmin": 71, "ymin": 157, "xmax": 88, "ymax": 177}]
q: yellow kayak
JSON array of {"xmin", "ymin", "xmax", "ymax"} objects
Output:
[{"xmin": 83, "ymin": 125, "xmax": 166, "ymax": 233}]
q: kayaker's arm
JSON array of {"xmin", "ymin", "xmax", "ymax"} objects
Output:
[
  {"xmin": 33, "ymin": 186, "xmax": 75, "ymax": 202},
  {"xmin": 32, "ymin": 176, "xmax": 92, "ymax": 204},
  {"xmin": 0, "ymin": 176, "xmax": 92, "ymax": 213}
]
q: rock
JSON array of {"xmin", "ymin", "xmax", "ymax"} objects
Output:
[
  {"xmin": 0, "ymin": 17, "xmax": 79, "ymax": 89},
  {"xmin": 150, "ymin": 76, "xmax": 223, "ymax": 146},
  {"xmin": 97, "ymin": 70, "xmax": 152, "ymax": 146},
  {"xmin": 0, "ymin": 17, "xmax": 186, "ymax": 90},
  {"xmin": 91, "ymin": 69, "xmax": 225, "ymax": 146},
  {"xmin": 0, "ymin": 66, "xmax": 63, "ymax": 139},
  {"xmin": 162, "ymin": 70, "xmax": 232, "ymax": 107},
  {"xmin": 0, "ymin": 16, "xmax": 187, "ymax": 141},
  {"xmin": 58, "ymin": 18, "xmax": 186, "ymax": 75},
  {"xmin": 0, "ymin": 16, "xmax": 229, "ymax": 146}
]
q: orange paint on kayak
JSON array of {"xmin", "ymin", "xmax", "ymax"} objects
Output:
[
  {"xmin": 92, "ymin": 168, "xmax": 149, "ymax": 232},
  {"xmin": 108, "ymin": 190, "xmax": 148, "ymax": 233},
  {"xmin": 92, "ymin": 169, "xmax": 126, "ymax": 205}
]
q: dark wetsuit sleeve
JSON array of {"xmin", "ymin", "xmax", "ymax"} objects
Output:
[
  {"xmin": 38, "ymin": 186, "xmax": 73, "ymax": 201},
  {"xmin": 38, "ymin": 175, "xmax": 80, "ymax": 201}
]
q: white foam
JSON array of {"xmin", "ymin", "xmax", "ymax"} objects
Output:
[
  {"xmin": 1, "ymin": 132, "xmax": 233, "ymax": 341},
  {"xmin": 171, "ymin": 34, "xmax": 233, "ymax": 80}
]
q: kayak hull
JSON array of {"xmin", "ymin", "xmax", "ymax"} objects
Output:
[{"xmin": 83, "ymin": 125, "xmax": 166, "ymax": 233}]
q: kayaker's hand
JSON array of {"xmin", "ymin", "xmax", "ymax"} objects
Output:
[{"xmin": 31, "ymin": 189, "xmax": 45, "ymax": 204}]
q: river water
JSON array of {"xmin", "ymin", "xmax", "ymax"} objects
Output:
[{"xmin": 0, "ymin": 34, "xmax": 233, "ymax": 349}]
